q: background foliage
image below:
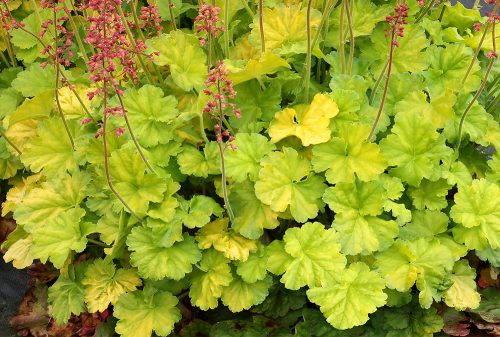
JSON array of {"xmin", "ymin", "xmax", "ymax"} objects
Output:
[{"xmin": 0, "ymin": 0, "xmax": 499, "ymax": 336}]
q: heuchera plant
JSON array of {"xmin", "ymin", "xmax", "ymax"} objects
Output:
[{"xmin": 0, "ymin": 0, "xmax": 499, "ymax": 336}]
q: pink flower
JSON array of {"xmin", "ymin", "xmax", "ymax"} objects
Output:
[
  {"xmin": 115, "ymin": 127, "xmax": 126, "ymax": 137},
  {"xmin": 486, "ymin": 51, "xmax": 498, "ymax": 59},
  {"xmin": 194, "ymin": 3, "xmax": 224, "ymax": 46},
  {"xmin": 202, "ymin": 61, "xmax": 240, "ymax": 146}
]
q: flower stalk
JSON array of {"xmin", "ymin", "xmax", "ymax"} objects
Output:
[
  {"xmin": 304, "ymin": 0, "xmax": 313, "ymax": 103},
  {"xmin": 456, "ymin": 8, "xmax": 497, "ymax": 151},
  {"xmin": 344, "ymin": 0, "xmax": 354, "ymax": 75},
  {"xmin": 258, "ymin": 0, "xmax": 265, "ymax": 54},
  {"xmin": 462, "ymin": 2, "xmax": 499, "ymax": 85},
  {"xmin": 368, "ymin": 3, "xmax": 408, "ymax": 140}
]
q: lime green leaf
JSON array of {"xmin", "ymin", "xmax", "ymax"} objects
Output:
[
  {"xmin": 48, "ymin": 266, "xmax": 87, "ymax": 324},
  {"xmin": 10, "ymin": 10, "xmax": 52, "ymax": 62},
  {"xmin": 82, "ymin": 259, "xmax": 142, "ymax": 313},
  {"xmin": 127, "ymin": 231, "xmax": 201, "ymax": 280},
  {"xmin": 122, "ymin": 85, "xmax": 178, "ymax": 147},
  {"xmin": 58, "ymin": 85, "xmax": 93, "ymax": 120},
  {"xmin": 30, "ymin": 208, "xmax": 88, "ymax": 268},
  {"xmin": 3, "ymin": 232, "xmax": 34, "ymax": 269},
  {"xmin": 265, "ymin": 240, "xmax": 294, "ymax": 276},
  {"xmin": 249, "ymin": 4, "xmax": 321, "ymax": 55},
  {"xmin": 9, "ymin": 90, "xmax": 54, "ymax": 126},
  {"xmin": 235, "ymin": 245, "xmax": 267, "ymax": 283},
  {"xmin": 399, "ymin": 210, "xmax": 449, "ymax": 240},
  {"xmin": 445, "ymin": 94, "xmax": 494, "ymax": 145},
  {"xmin": 307, "ymin": 262, "xmax": 387, "ymax": 330},
  {"xmin": 230, "ymin": 180, "xmax": 279, "ymax": 240},
  {"xmin": 255, "ymin": 147, "xmax": 326, "ymax": 222},
  {"xmin": 393, "ymin": 90, "xmax": 457, "ymax": 129},
  {"xmin": 268, "ymin": 94, "xmax": 339, "ymax": 146},
  {"xmin": 196, "ymin": 218, "xmax": 258, "ymax": 261},
  {"xmin": 11, "ymin": 63, "xmax": 55, "ymax": 97},
  {"xmin": 14, "ymin": 171, "xmax": 87, "ymax": 229},
  {"xmin": 312, "ymin": 124, "xmax": 386, "ymax": 184},
  {"xmin": 225, "ymin": 133, "xmax": 276, "ymax": 182},
  {"xmin": 0, "ymin": 87, "xmax": 22, "ymax": 119},
  {"xmin": 450, "ymin": 179, "xmax": 500, "ymax": 249},
  {"xmin": 21, "ymin": 118, "xmax": 86, "ymax": 176},
  {"xmin": 181, "ymin": 195, "xmax": 223, "ymax": 229},
  {"xmin": 486, "ymin": 152, "xmax": 500, "ymax": 184},
  {"xmin": 375, "ymin": 239, "xmax": 455, "ymax": 308},
  {"xmin": 114, "ymin": 286, "xmax": 181, "ymax": 337},
  {"xmin": 230, "ymin": 81, "xmax": 281, "ymax": 133},
  {"xmin": 110, "ymin": 146, "xmax": 168, "ymax": 215},
  {"xmin": 443, "ymin": 260, "xmax": 480, "ymax": 310},
  {"xmin": 325, "ymin": 0, "xmax": 391, "ymax": 47},
  {"xmin": 360, "ymin": 24, "xmax": 429, "ymax": 74},
  {"xmin": 476, "ymin": 247, "xmax": 500, "ymax": 267},
  {"xmin": 407, "ymin": 179, "xmax": 451, "ymax": 211},
  {"xmin": 423, "ymin": 43, "xmax": 481, "ymax": 97},
  {"xmin": 0, "ymin": 140, "xmax": 22, "ymax": 179},
  {"xmin": 332, "ymin": 212, "xmax": 398, "ymax": 256},
  {"xmin": 438, "ymin": 2, "xmax": 481, "ymax": 31},
  {"xmin": 228, "ymin": 51, "xmax": 290, "ymax": 85},
  {"xmin": 177, "ymin": 142, "xmax": 220, "ymax": 177},
  {"xmin": 2, "ymin": 173, "xmax": 43, "ymax": 216},
  {"xmin": 147, "ymin": 31, "xmax": 207, "ymax": 91},
  {"xmin": 147, "ymin": 217, "xmax": 183, "ymax": 248},
  {"xmin": 221, "ymin": 275, "xmax": 273, "ymax": 312},
  {"xmin": 279, "ymin": 222, "xmax": 346, "ymax": 290},
  {"xmin": 323, "ymin": 180, "xmax": 386, "ymax": 217},
  {"xmin": 189, "ymin": 249, "xmax": 232, "ymax": 310},
  {"xmin": 379, "ymin": 111, "xmax": 452, "ymax": 186}
]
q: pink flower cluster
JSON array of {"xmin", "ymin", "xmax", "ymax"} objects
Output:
[
  {"xmin": 139, "ymin": 4, "xmax": 162, "ymax": 36},
  {"xmin": 0, "ymin": 0, "xmax": 25, "ymax": 31},
  {"xmin": 194, "ymin": 4, "xmax": 224, "ymax": 46},
  {"xmin": 203, "ymin": 60, "xmax": 240, "ymax": 148},
  {"xmin": 40, "ymin": 0, "xmax": 75, "ymax": 67},
  {"xmin": 84, "ymin": 0, "xmax": 148, "ymax": 98},
  {"xmin": 384, "ymin": 3, "xmax": 409, "ymax": 47}
]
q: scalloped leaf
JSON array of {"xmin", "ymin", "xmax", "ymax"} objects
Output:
[{"xmin": 307, "ymin": 262, "xmax": 387, "ymax": 330}]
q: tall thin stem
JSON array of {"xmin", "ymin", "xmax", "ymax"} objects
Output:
[
  {"xmin": 2, "ymin": 12, "xmax": 96, "ymax": 124},
  {"xmin": 368, "ymin": 31, "xmax": 395, "ymax": 140},
  {"xmin": 115, "ymin": 92, "xmax": 157, "ymax": 174},
  {"xmin": 117, "ymin": 5, "xmax": 154, "ymax": 84},
  {"xmin": 167, "ymin": 0, "xmax": 177, "ymax": 30},
  {"xmin": 223, "ymin": 0, "xmax": 230, "ymax": 57},
  {"xmin": 456, "ymin": 11, "xmax": 497, "ymax": 151},
  {"xmin": 369, "ymin": 58, "xmax": 389, "ymax": 104},
  {"xmin": 258, "ymin": 0, "xmax": 265, "ymax": 54},
  {"xmin": 67, "ymin": 14, "xmax": 89, "ymax": 66},
  {"xmin": 130, "ymin": 0, "xmax": 164, "ymax": 82},
  {"xmin": 415, "ymin": 0, "xmax": 436, "ymax": 23},
  {"xmin": 456, "ymin": 59, "xmax": 495, "ymax": 151},
  {"xmin": 304, "ymin": 0, "xmax": 313, "ymax": 103},
  {"xmin": 311, "ymin": 0, "xmax": 336, "ymax": 51},
  {"xmin": 462, "ymin": 2, "xmax": 499, "ymax": 85},
  {"xmin": 240, "ymin": 0, "xmax": 254, "ymax": 17},
  {"xmin": 339, "ymin": 0, "xmax": 346, "ymax": 73},
  {"xmin": 345, "ymin": 0, "xmax": 354, "ymax": 75},
  {"xmin": 216, "ymin": 82, "xmax": 235, "ymax": 224},
  {"xmin": 0, "ymin": 4, "xmax": 17, "ymax": 66},
  {"xmin": 53, "ymin": 6, "xmax": 75, "ymax": 149},
  {"xmin": 102, "ymin": 93, "xmax": 141, "ymax": 221}
]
